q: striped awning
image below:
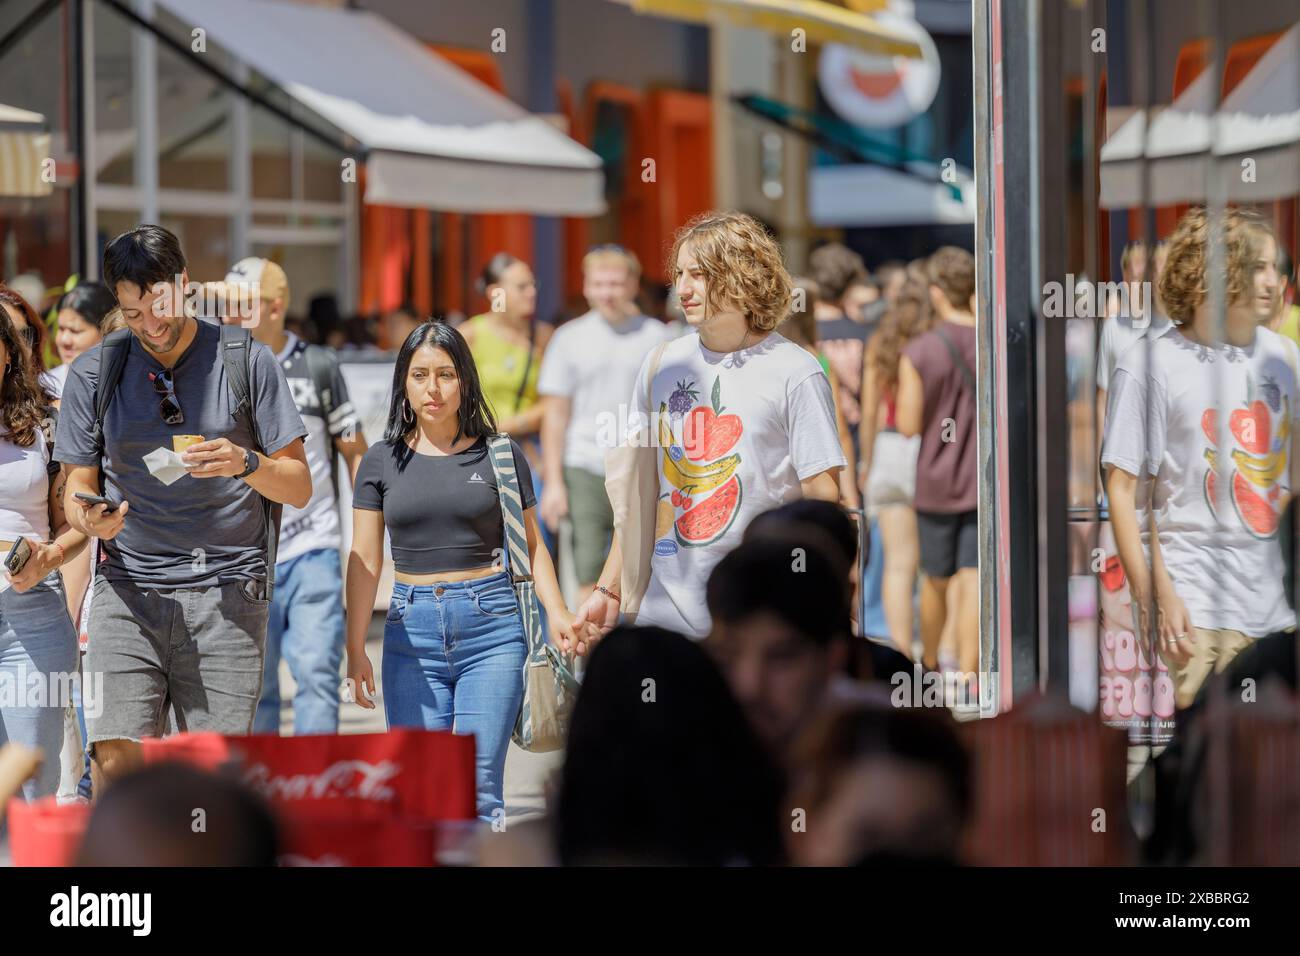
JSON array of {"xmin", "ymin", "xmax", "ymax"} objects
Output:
[{"xmin": 0, "ymin": 103, "xmax": 52, "ymax": 198}]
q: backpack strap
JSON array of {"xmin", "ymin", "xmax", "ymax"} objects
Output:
[
  {"xmin": 219, "ymin": 323, "xmax": 283, "ymax": 597},
  {"xmin": 304, "ymin": 342, "xmax": 341, "ymax": 502},
  {"xmin": 92, "ymin": 328, "xmax": 134, "ymax": 463},
  {"xmin": 41, "ymin": 406, "xmax": 60, "ymax": 481}
]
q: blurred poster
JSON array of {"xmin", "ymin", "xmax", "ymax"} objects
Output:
[{"xmin": 1092, "ymin": 522, "xmax": 1176, "ymax": 744}]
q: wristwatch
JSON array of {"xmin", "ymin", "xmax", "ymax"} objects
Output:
[{"xmin": 236, "ymin": 447, "xmax": 261, "ymax": 479}]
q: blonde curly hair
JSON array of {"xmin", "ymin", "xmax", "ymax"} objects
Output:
[
  {"xmin": 1159, "ymin": 206, "xmax": 1276, "ymax": 326},
  {"xmin": 668, "ymin": 211, "xmax": 792, "ymax": 332}
]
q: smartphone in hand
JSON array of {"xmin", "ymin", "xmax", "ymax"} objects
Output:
[
  {"xmin": 73, "ymin": 492, "xmax": 120, "ymax": 513},
  {"xmin": 3, "ymin": 537, "xmax": 32, "ymax": 576}
]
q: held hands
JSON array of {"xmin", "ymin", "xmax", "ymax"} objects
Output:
[
  {"xmin": 570, "ymin": 589, "xmax": 621, "ymax": 656},
  {"xmin": 183, "ymin": 438, "xmax": 248, "ymax": 479},
  {"xmin": 4, "ymin": 538, "xmax": 63, "ymax": 593},
  {"xmin": 548, "ymin": 608, "xmax": 583, "ymax": 656}
]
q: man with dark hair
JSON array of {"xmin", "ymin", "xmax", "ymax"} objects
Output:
[
  {"xmin": 705, "ymin": 535, "xmax": 850, "ymax": 759},
  {"xmin": 55, "ymin": 225, "xmax": 311, "ymax": 789},
  {"xmin": 896, "ymin": 246, "xmax": 979, "ymax": 682}
]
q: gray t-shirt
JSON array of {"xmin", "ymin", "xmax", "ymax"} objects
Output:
[{"xmin": 54, "ymin": 319, "xmax": 307, "ymax": 588}]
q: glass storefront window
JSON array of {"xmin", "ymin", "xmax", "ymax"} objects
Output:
[
  {"xmin": 302, "ymin": 129, "xmax": 345, "ymax": 203},
  {"xmin": 251, "ymin": 104, "xmax": 293, "ymax": 200},
  {"xmin": 156, "ymin": 43, "xmax": 231, "ymax": 191},
  {"xmin": 95, "ymin": 2, "xmax": 136, "ymax": 187},
  {"xmin": 0, "ymin": 0, "xmax": 76, "ymax": 288},
  {"xmin": 159, "ymin": 213, "xmax": 232, "ymax": 283}
]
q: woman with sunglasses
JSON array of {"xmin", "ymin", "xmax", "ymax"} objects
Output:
[
  {"xmin": 0, "ymin": 296, "xmax": 89, "ymax": 799},
  {"xmin": 0, "ymin": 284, "xmax": 61, "ymax": 402},
  {"xmin": 345, "ymin": 320, "xmax": 579, "ymax": 822}
]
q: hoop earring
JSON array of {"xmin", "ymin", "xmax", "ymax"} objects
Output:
[{"xmin": 402, "ymin": 400, "xmax": 414, "ymax": 426}]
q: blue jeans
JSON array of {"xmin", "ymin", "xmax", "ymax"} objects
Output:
[
  {"xmin": 254, "ymin": 548, "xmax": 346, "ymax": 735},
  {"xmin": 381, "ymin": 572, "xmax": 527, "ymax": 821},
  {"xmin": 0, "ymin": 573, "xmax": 78, "ymax": 800}
]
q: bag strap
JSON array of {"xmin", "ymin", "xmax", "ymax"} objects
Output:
[
  {"xmin": 486, "ymin": 435, "xmax": 532, "ymax": 582},
  {"xmin": 304, "ymin": 342, "xmax": 342, "ymax": 502},
  {"xmin": 219, "ymin": 324, "xmax": 283, "ymax": 596},
  {"xmin": 934, "ymin": 322, "xmax": 976, "ymax": 393},
  {"xmin": 645, "ymin": 339, "xmax": 669, "ymax": 421},
  {"xmin": 92, "ymin": 328, "xmax": 134, "ymax": 460},
  {"xmin": 512, "ymin": 320, "xmax": 538, "ymax": 415}
]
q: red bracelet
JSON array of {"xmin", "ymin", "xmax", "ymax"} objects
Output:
[
  {"xmin": 50, "ymin": 540, "xmax": 66, "ymax": 567},
  {"xmin": 595, "ymin": 585, "xmax": 621, "ymax": 603}
]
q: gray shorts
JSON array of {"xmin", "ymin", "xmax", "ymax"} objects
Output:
[{"xmin": 84, "ymin": 577, "xmax": 270, "ymax": 749}]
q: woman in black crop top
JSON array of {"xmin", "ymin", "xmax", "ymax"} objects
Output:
[{"xmin": 345, "ymin": 321, "xmax": 578, "ymax": 821}]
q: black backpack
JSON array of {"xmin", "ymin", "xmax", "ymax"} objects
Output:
[{"xmin": 92, "ymin": 324, "xmax": 284, "ymax": 598}]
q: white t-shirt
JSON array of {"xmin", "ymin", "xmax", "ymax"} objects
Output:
[
  {"xmin": 537, "ymin": 311, "xmax": 672, "ymax": 476},
  {"xmin": 1101, "ymin": 326, "xmax": 1300, "ymax": 637},
  {"xmin": 627, "ymin": 331, "xmax": 846, "ymax": 638},
  {"xmin": 274, "ymin": 333, "xmax": 360, "ymax": 564},
  {"xmin": 0, "ymin": 427, "xmax": 53, "ymax": 542},
  {"xmin": 1096, "ymin": 311, "xmax": 1173, "ymax": 393}
]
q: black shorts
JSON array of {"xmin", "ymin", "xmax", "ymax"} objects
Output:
[{"xmin": 916, "ymin": 509, "xmax": 978, "ymax": 579}]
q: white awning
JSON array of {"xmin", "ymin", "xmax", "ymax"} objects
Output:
[
  {"xmin": 155, "ymin": 0, "xmax": 605, "ymax": 215},
  {"xmin": 809, "ymin": 162, "xmax": 974, "ymax": 226},
  {"xmin": 1100, "ymin": 22, "xmax": 1300, "ymax": 207},
  {"xmin": 0, "ymin": 103, "xmax": 52, "ymax": 198}
]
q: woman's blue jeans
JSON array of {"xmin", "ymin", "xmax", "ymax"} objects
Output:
[
  {"xmin": 0, "ymin": 573, "xmax": 78, "ymax": 800},
  {"xmin": 381, "ymin": 572, "xmax": 527, "ymax": 822}
]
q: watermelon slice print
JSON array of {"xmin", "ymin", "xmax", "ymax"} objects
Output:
[
  {"xmin": 675, "ymin": 475, "xmax": 742, "ymax": 547},
  {"xmin": 1231, "ymin": 470, "xmax": 1280, "ymax": 538}
]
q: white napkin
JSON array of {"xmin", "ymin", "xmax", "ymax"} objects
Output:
[{"xmin": 142, "ymin": 446, "xmax": 192, "ymax": 486}]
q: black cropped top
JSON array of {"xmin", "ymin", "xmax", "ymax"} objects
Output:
[{"xmin": 352, "ymin": 437, "xmax": 536, "ymax": 574}]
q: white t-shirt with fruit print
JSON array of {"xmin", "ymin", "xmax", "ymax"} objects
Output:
[
  {"xmin": 626, "ymin": 330, "xmax": 846, "ymax": 638},
  {"xmin": 1102, "ymin": 325, "xmax": 1300, "ymax": 638}
]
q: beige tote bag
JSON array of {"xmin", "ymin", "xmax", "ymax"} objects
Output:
[{"xmin": 604, "ymin": 341, "xmax": 669, "ymax": 619}]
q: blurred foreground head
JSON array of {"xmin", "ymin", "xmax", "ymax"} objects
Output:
[
  {"xmin": 706, "ymin": 533, "xmax": 850, "ymax": 758},
  {"xmin": 556, "ymin": 626, "xmax": 785, "ymax": 866},
  {"xmin": 786, "ymin": 705, "xmax": 971, "ymax": 867},
  {"xmin": 75, "ymin": 763, "xmax": 279, "ymax": 866}
]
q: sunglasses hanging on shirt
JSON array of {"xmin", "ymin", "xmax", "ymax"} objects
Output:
[{"xmin": 149, "ymin": 368, "xmax": 184, "ymax": 425}]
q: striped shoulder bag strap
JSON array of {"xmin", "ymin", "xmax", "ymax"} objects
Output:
[{"xmin": 487, "ymin": 435, "xmax": 577, "ymax": 752}]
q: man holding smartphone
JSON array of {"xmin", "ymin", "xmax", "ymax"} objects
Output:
[{"xmin": 54, "ymin": 225, "xmax": 310, "ymax": 790}]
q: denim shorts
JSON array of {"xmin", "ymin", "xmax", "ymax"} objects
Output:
[{"xmin": 84, "ymin": 576, "xmax": 269, "ymax": 749}]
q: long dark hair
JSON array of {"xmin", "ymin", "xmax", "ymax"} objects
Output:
[
  {"xmin": 384, "ymin": 320, "xmax": 496, "ymax": 448},
  {"xmin": 0, "ymin": 283, "xmax": 50, "ymax": 375},
  {"xmin": 0, "ymin": 296, "xmax": 49, "ymax": 448}
]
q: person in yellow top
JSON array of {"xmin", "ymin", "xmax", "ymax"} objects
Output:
[
  {"xmin": 1269, "ymin": 246, "xmax": 1300, "ymax": 347},
  {"xmin": 460, "ymin": 254, "xmax": 550, "ymax": 440},
  {"xmin": 460, "ymin": 253, "xmax": 553, "ymax": 548}
]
